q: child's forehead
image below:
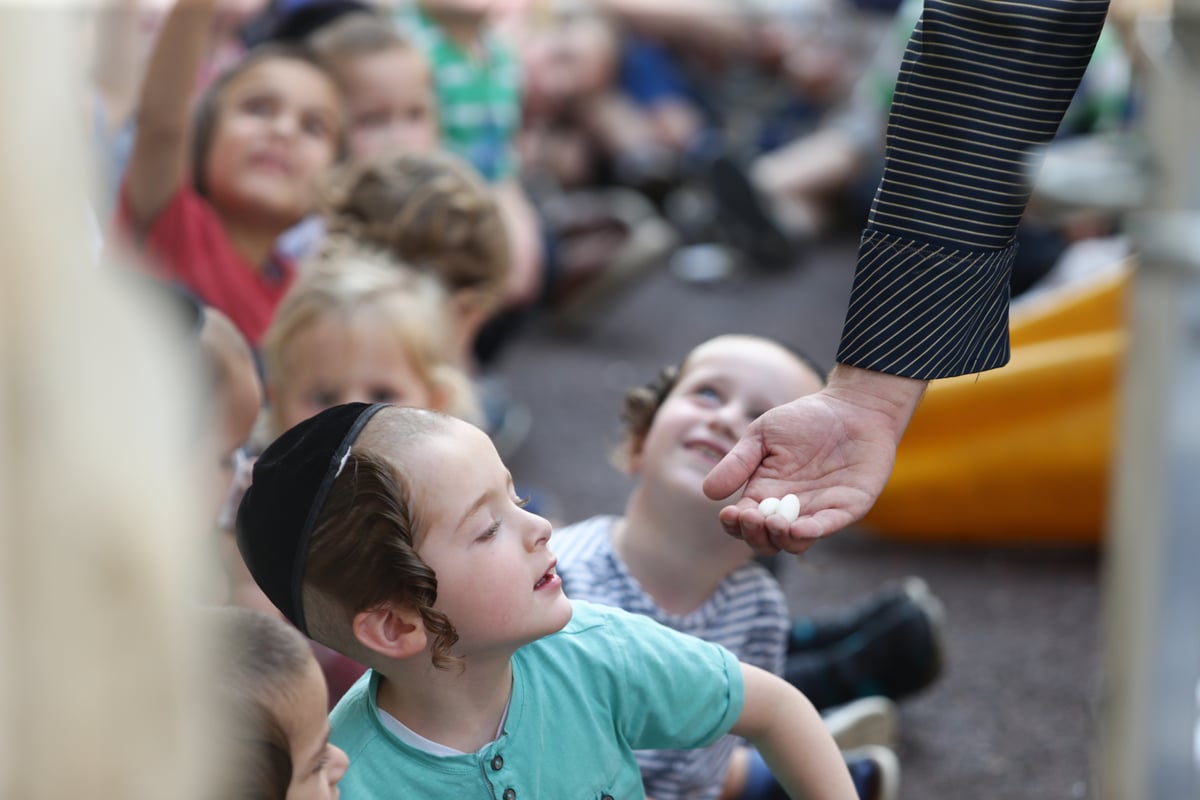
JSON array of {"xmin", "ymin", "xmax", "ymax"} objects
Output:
[
  {"xmin": 678, "ymin": 337, "xmax": 821, "ymax": 385},
  {"xmin": 221, "ymin": 56, "xmax": 340, "ymax": 104}
]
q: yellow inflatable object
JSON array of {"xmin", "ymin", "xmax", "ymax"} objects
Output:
[{"xmin": 861, "ymin": 264, "xmax": 1132, "ymax": 545}]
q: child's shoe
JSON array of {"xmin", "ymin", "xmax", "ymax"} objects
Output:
[
  {"xmin": 843, "ymin": 745, "xmax": 901, "ymax": 800},
  {"xmin": 822, "ymin": 695, "xmax": 899, "ymax": 751}
]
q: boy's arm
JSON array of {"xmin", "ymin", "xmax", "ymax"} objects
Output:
[
  {"xmin": 730, "ymin": 663, "xmax": 858, "ymax": 800},
  {"xmin": 123, "ymin": 0, "xmax": 216, "ymax": 230}
]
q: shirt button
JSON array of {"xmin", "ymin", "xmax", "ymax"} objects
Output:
[
  {"xmin": 502, "ymin": 789, "xmax": 516, "ymax": 800},
  {"xmin": 490, "ymin": 755, "xmax": 504, "ymax": 771},
  {"xmin": 601, "ymin": 795, "xmax": 614, "ymax": 800}
]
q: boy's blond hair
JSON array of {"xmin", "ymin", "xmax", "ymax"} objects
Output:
[
  {"xmin": 309, "ymin": 10, "xmax": 418, "ymax": 64},
  {"xmin": 317, "ymin": 150, "xmax": 511, "ymax": 313},
  {"xmin": 262, "ymin": 238, "xmax": 480, "ymax": 436}
]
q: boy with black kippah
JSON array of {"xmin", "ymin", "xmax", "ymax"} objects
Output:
[{"xmin": 237, "ymin": 403, "xmax": 857, "ymax": 799}]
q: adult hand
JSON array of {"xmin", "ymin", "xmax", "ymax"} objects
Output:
[{"xmin": 703, "ymin": 364, "xmax": 927, "ymax": 555}]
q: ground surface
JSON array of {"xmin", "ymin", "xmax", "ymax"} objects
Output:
[{"xmin": 494, "ymin": 234, "xmax": 1103, "ymax": 800}]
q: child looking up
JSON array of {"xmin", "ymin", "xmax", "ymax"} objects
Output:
[
  {"xmin": 117, "ymin": 0, "xmax": 344, "ymax": 347},
  {"xmin": 235, "ymin": 403, "xmax": 857, "ymax": 799},
  {"xmin": 211, "ymin": 606, "xmax": 350, "ymax": 799},
  {"xmin": 252, "ymin": 239, "xmax": 480, "ymax": 703},
  {"xmin": 552, "ymin": 334, "xmax": 911, "ymax": 800},
  {"xmin": 262, "ymin": 236, "xmax": 480, "ymax": 440},
  {"xmin": 316, "ymin": 150, "xmax": 510, "ymax": 372},
  {"xmin": 308, "ymin": 10, "xmax": 440, "ymax": 160}
]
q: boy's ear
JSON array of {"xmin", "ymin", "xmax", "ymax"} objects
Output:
[{"xmin": 352, "ymin": 604, "xmax": 428, "ymax": 660}]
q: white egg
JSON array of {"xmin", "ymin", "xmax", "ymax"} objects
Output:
[
  {"xmin": 778, "ymin": 493, "xmax": 801, "ymax": 523},
  {"xmin": 758, "ymin": 496, "xmax": 781, "ymax": 516}
]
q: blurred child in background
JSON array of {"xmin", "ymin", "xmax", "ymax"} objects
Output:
[
  {"xmin": 211, "ymin": 606, "xmax": 350, "ymax": 799},
  {"xmin": 115, "ymin": 0, "xmax": 344, "ymax": 347},
  {"xmin": 310, "ymin": 10, "xmax": 441, "ymax": 160},
  {"xmin": 263, "ymin": 237, "xmax": 480, "ymax": 439},
  {"xmin": 316, "ymin": 150, "xmax": 510, "ymax": 374}
]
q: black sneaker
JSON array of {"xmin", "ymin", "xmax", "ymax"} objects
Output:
[
  {"xmin": 785, "ymin": 577, "xmax": 946, "ymax": 708},
  {"xmin": 844, "ymin": 745, "xmax": 901, "ymax": 800},
  {"xmin": 790, "ymin": 577, "xmax": 931, "ymax": 652},
  {"xmin": 707, "ymin": 154, "xmax": 798, "ymax": 271}
]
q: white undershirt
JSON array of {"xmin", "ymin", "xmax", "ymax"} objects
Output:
[{"xmin": 378, "ymin": 701, "xmax": 511, "ymax": 757}]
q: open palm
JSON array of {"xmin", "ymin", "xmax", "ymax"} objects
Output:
[{"xmin": 703, "ymin": 380, "xmax": 918, "ymax": 555}]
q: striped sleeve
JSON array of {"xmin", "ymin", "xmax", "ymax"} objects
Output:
[{"xmin": 837, "ymin": 0, "xmax": 1110, "ymax": 380}]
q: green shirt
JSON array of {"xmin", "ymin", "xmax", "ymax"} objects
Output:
[
  {"xmin": 330, "ymin": 600, "xmax": 745, "ymax": 799},
  {"xmin": 398, "ymin": 3, "xmax": 521, "ymax": 182}
]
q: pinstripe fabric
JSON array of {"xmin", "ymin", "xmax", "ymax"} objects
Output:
[{"xmin": 837, "ymin": 0, "xmax": 1110, "ymax": 379}]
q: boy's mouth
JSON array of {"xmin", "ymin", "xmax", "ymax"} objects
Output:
[
  {"xmin": 534, "ymin": 563, "xmax": 559, "ymax": 591},
  {"xmin": 686, "ymin": 439, "xmax": 728, "ymax": 463}
]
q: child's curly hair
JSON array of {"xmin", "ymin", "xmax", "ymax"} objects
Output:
[
  {"xmin": 317, "ymin": 151, "xmax": 510, "ymax": 311},
  {"xmin": 611, "ymin": 364, "xmax": 680, "ymax": 473}
]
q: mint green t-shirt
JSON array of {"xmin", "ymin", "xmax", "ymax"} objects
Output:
[{"xmin": 330, "ymin": 600, "xmax": 745, "ymax": 799}]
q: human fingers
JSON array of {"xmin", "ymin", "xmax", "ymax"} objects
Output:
[{"xmin": 704, "ymin": 428, "xmax": 764, "ymax": 502}]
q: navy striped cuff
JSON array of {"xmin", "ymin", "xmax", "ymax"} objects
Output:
[{"xmin": 836, "ymin": 229, "xmax": 1013, "ymax": 379}]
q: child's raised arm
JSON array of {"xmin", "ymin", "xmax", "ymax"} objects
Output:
[
  {"xmin": 123, "ymin": 0, "xmax": 215, "ymax": 230},
  {"xmin": 731, "ymin": 664, "xmax": 859, "ymax": 800}
]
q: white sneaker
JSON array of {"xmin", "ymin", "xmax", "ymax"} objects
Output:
[{"xmin": 823, "ymin": 695, "xmax": 899, "ymax": 751}]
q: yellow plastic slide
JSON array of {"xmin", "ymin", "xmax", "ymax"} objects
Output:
[{"xmin": 861, "ymin": 263, "xmax": 1131, "ymax": 545}]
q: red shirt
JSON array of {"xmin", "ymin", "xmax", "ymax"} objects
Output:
[{"xmin": 115, "ymin": 185, "xmax": 295, "ymax": 346}]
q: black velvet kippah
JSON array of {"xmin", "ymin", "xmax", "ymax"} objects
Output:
[{"xmin": 236, "ymin": 402, "xmax": 389, "ymax": 634}]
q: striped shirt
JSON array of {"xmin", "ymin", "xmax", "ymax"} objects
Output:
[
  {"xmin": 838, "ymin": 0, "xmax": 1110, "ymax": 379},
  {"xmin": 552, "ymin": 515, "xmax": 788, "ymax": 800},
  {"xmin": 398, "ymin": 3, "xmax": 521, "ymax": 183}
]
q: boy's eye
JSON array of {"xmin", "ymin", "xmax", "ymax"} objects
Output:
[
  {"xmin": 476, "ymin": 520, "xmax": 500, "ymax": 542},
  {"xmin": 243, "ymin": 96, "xmax": 275, "ymax": 116},
  {"xmin": 301, "ymin": 114, "xmax": 331, "ymax": 139},
  {"xmin": 309, "ymin": 391, "xmax": 337, "ymax": 408},
  {"xmin": 694, "ymin": 386, "xmax": 721, "ymax": 404},
  {"xmin": 369, "ymin": 388, "xmax": 401, "ymax": 404}
]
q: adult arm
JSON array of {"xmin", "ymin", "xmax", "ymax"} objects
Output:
[
  {"xmin": 705, "ymin": 0, "xmax": 1112, "ymax": 553},
  {"xmin": 123, "ymin": 0, "xmax": 216, "ymax": 230},
  {"xmin": 730, "ymin": 663, "xmax": 857, "ymax": 799}
]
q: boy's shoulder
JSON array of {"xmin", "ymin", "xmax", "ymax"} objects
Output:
[{"xmin": 328, "ymin": 670, "xmax": 380, "ymax": 759}]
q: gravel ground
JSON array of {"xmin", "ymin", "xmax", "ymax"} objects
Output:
[{"xmin": 494, "ymin": 234, "xmax": 1103, "ymax": 800}]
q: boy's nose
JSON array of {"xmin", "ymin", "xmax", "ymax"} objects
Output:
[
  {"xmin": 524, "ymin": 509, "xmax": 553, "ymax": 550},
  {"xmin": 329, "ymin": 744, "xmax": 349, "ymax": 783},
  {"xmin": 269, "ymin": 112, "xmax": 300, "ymax": 138}
]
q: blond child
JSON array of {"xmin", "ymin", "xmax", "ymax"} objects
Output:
[
  {"xmin": 211, "ymin": 606, "xmax": 349, "ymax": 799},
  {"xmin": 235, "ymin": 402, "xmax": 857, "ymax": 799},
  {"xmin": 116, "ymin": 0, "xmax": 344, "ymax": 347},
  {"xmin": 263, "ymin": 236, "xmax": 480, "ymax": 439},
  {"xmin": 316, "ymin": 149, "xmax": 510, "ymax": 371}
]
